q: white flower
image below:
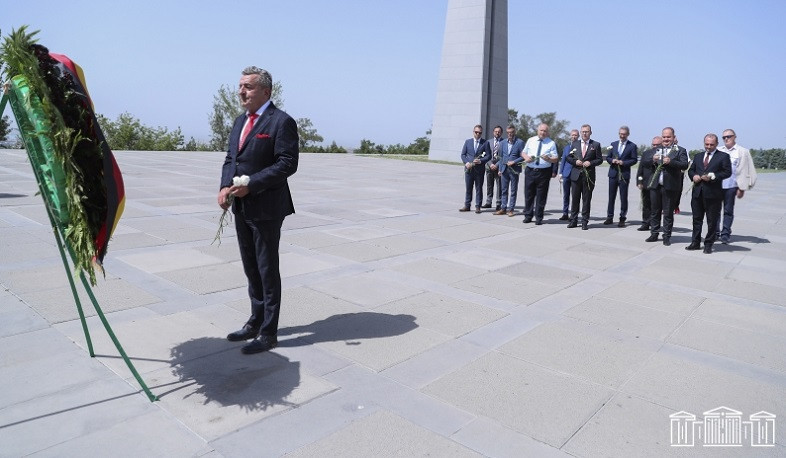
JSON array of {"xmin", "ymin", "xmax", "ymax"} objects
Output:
[
  {"xmin": 708, "ymin": 172, "xmax": 716, "ymax": 180},
  {"xmin": 606, "ymin": 146, "xmax": 613, "ymax": 151},
  {"xmin": 233, "ymin": 175, "xmax": 250, "ymax": 186},
  {"xmin": 569, "ymin": 148, "xmax": 577, "ymax": 154},
  {"xmin": 638, "ymin": 176, "xmax": 643, "ymax": 181}
]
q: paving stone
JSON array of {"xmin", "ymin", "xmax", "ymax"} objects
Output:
[
  {"xmin": 309, "ymin": 272, "xmax": 423, "ymax": 308},
  {"xmin": 692, "ymin": 297, "xmax": 786, "ymax": 337},
  {"xmin": 714, "ymin": 278, "xmax": 786, "ymax": 307},
  {"xmin": 286, "ymin": 410, "xmax": 482, "ymax": 457},
  {"xmin": 156, "ymin": 262, "xmax": 247, "ymax": 295},
  {"xmin": 595, "ymin": 280, "xmax": 705, "ymax": 315},
  {"xmin": 117, "ymin": 247, "xmax": 224, "ymax": 273},
  {"xmin": 423, "ymin": 351, "xmax": 615, "ymax": 447},
  {"xmin": 564, "ymin": 296, "xmax": 687, "ymax": 340},
  {"xmin": 390, "ymin": 257, "xmax": 487, "ymax": 284}
]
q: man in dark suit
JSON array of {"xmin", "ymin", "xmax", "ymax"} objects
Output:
[
  {"xmin": 636, "ymin": 136, "xmax": 662, "ymax": 231},
  {"xmin": 604, "ymin": 125, "xmax": 638, "ymax": 227},
  {"xmin": 686, "ymin": 134, "xmax": 732, "ymax": 254},
  {"xmin": 557, "ymin": 129, "xmax": 579, "ymax": 220},
  {"xmin": 459, "ymin": 124, "xmax": 488, "ymax": 213},
  {"xmin": 480, "ymin": 126, "xmax": 503, "ymax": 211},
  {"xmin": 220, "ymin": 66, "xmax": 299, "ymax": 354},
  {"xmin": 644, "ymin": 127, "xmax": 688, "ymax": 246},
  {"xmin": 566, "ymin": 124, "xmax": 603, "ymax": 230},
  {"xmin": 494, "ymin": 125, "xmax": 525, "ymax": 216}
]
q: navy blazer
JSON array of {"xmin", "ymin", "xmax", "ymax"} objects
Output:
[
  {"xmin": 461, "ymin": 137, "xmax": 489, "ymax": 171},
  {"xmin": 566, "ymin": 140, "xmax": 604, "ymax": 182},
  {"xmin": 558, "ymin": 143, "xmax": 574, "ymax": 177},
  {"xmin": 221, "ymin": 102, "xmax": 299, "ymax": 220},
  {"xmin": 688, "ymin": 150, "xmax": 732, "ymax": 200},
  {"xmin": 606, "ymin": 140, "xmax": 639, "ymax": 180},
  {"xmin": 498, "ymin": 138, "xmax": 525, "ymax": 174}
]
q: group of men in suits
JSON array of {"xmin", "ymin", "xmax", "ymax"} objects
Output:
[{"xmin": 460, "ymin": 124, "xmax": 752, "ymax": 254}]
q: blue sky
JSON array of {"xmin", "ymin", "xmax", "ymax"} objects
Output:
[{"xmin": 3, "ymin": 0, "xmax": 785, "ymax": 150}]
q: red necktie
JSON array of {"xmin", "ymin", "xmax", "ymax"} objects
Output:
[
  {"xmin": 581, "ymin": 142, "xmax": 587, "ymax": 158},
  {"xmin": 703, "ymin": 153, "xmax": 710, "ymax": 169},
  {"xmin": 239, "ymin": 113, "xmax": 258, "ymax": 148}
]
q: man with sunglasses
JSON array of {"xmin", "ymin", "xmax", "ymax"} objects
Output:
[
  {"xmin": 716, "ymin": 129, "xmax": 757, "ymax": 244},
  {"xmin": 460, "ymin": 125, "xmax": 489, "ymax": 213}
]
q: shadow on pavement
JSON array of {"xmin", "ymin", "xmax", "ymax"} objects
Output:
[
  {"xmin": 278, "ymin": 312, "xmax": 418, "ymax": 347},
  {"xmin": 168, "ymin": 337, "xmax": 299, "ymax": 411}
]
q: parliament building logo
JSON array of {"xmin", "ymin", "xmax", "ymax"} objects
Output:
[{"xmin": 670, "ymin": 406, "xmax": 776, "ymax": 447}]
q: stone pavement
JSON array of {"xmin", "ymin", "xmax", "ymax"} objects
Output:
[{"xmin": 1, "ymin": 149, "xmax": 785, "ymax": 457}]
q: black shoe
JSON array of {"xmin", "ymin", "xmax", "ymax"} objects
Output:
[
  {"xmin": 523, "ymin": 216, "xmax": 533, "ymax": 223},
  {"xmin": 559, "ymin": 214, "xmax": 569, "ymax": 221},
  {"xmin": 645, "ymin": 234, "xmax": 659, "ymax": 242},
  {"xmin": 475, "ymin": 207, "xmax": 482, "ymax": 214},
  {"xmin": 662, "ymin": 237, "xmax": 671, "ymax": 246},
  {"xmin": 227, "ymin": 324, "xmax": 259, "ymax": 342},
  {"xmin": 567, "ymin": 221, "xmax": 577, "ymax": 228},
  {"xmin": 703, "ymin": 245, "xmax": 713, "ymax": 254},
  {"xmin": 603, "ymin": 218, "xmax": 613, "ymax": 225},
  {"xmin": 535, "ymin": 219, "xmax": 543, "ymax": 225},
  {"xmin": 496, "ymin": 205, "xmax": 501, "ymax": 212},
  {"xmin": 581, "ymin": 223, "xmax": 589, "ymax": 230},
  {"xmin": 618, "ymin": 218, "xmax": 626, "ymax": 228},
  {"xmin": 482, "ymin": 203, "xmax": 492, "ymax": 208},
  {"xmin": 685, "ymin": 243, "xmax": 701, "ymax": 251},
  {"xmin": 241, "ymin": 335, "xmax": 278, "ymax": 354},
  {"xmin": 637, "ymin": 224, "xmax": 650, "ymax": 231}
]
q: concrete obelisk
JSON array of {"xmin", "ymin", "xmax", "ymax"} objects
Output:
[{"xmin": 429, "ymin": 0, "xmax": 508, "ymax": 162}]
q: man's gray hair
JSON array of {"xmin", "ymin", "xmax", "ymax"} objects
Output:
[
  {"xmin": 242, "ymin": 66, "xmax": 273, "ymax": 89},
  {"xmin": 619, "ymin": 125, "xmax": 630, "ymax": 133}
]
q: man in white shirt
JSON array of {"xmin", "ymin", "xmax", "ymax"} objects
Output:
[
  {"xmin": 521, "ymin": 123, "xmax": 559, "ymax": 225},
  {"xmin": 716, "ymin": 129, "xmax": 757, "ymax": 244}
]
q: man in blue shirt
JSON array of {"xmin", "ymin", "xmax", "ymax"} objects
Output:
[
  {"xmin": 521, "ymin": 123, "xmax": 559, "ymax": 225},
  {"xmin": 557, "ymin": 129, "xmax": 579, "ymax": 220}
]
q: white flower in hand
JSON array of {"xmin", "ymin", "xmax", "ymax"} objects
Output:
[
  {"xmin": 606, "ymin": 146, "xmax": 613, "ymax": 151},
  {"xmin": 708, "ymin": 172, "xmax": 716, "ymax": 180},
  {"xmin": 233, "ymin": 175, "xmax": 250, "ymax": 186}
]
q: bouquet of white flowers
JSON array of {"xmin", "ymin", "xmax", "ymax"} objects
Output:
[{"xmin": 213, "ymin": 175, "xmax": 250, "ymax": 246}]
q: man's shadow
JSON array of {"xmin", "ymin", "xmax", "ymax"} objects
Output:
[
  {"xmin": 277, "ymin": 312, "xmax": 418, "ymax": 347},
  {"xmin": 168, "ymin": 337, "xmax": 300, "ymax": 412},
  {"xmin": 166, "ymin": 312, "xmax": 417, "ymax": 410}
]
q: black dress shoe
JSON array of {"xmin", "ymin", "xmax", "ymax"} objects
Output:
[
  {"xmin": 523, "ymin": 216, "xmax": 533, "ymax": 223},
  {"xmin": 567, "ymin": 221, "xmax": 577, "ymax": 228},
  {"xmin": 603, "ymin": 218, "xmax": 613, "ymax": 225},
  {"xmin": 645, "ymin": 234, "xmax": 659, "ymax": 242},
  {"xmin": 703, "ymin": 245, "xmax": 713, "ymax": 254},
  {"xmin": 227, "ymin": 324, "xmax": 259, "ymax": 342},
  {"xmin": 662, "ymin": 237, "xmax": 671, "ymax": 246},
  {"xmin": 481, "ymin": 203, "xmax": 492, "ymax": 208},
  {"xmin": 535, "ymin": 219, "xmax": 543, "ymax": 225},
  {"xmin": 685, "ymin": 243, "xmax": 701, "ymax": 251},
  {"xmin": 637, "ymin": 225, "xmax": 650, "ymax": 231},
  {"xmin": 581, "ymin": 223, "xmax": 588, "ymax": 230},
  {"xmin": 459, "ymin": 207, "xmax": 470, "ymax": 212},
  {"xmin": 242, "ymin": 335, "xmax": 278, "ymax": 354},
  {"xmin": 618, "ymin": 218, "xmax": 626, "ymax": 228},
  {"xmin": 559, "ymin": 214, "xmax": 569, "ymax": 221}
]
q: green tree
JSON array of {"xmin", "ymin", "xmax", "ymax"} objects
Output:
[
  {"xmin": 97, "ymin": 112, "xmax": 184, "ymax": 151},
  {"xmin": 297, "ymin": 117, "xmax": 323, "ymax": 150},
  {"xmin": 508, "ymin": 110, "xmax": 571, "ymax": 152}
]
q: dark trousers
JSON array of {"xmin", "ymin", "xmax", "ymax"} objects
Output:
[
  {"xmin": 524, "ymin": 167, "xmax": 551, "ymax": 219},
  {"xmin": 649, "ymin": 187, "xmax": 678, "ymax": 238},
  {"xmin": 717, "ymin": 187, "xmax": 738, "ymax": 239},
  {"xmin": 235, "ymin": 214, "xmax": 284, "ymax": 337},
  {"xmin": 464, "ymin": 167, "xmax": 485, "ymax": 207},
  {"xmin": 485, "ymin": 166, "xmax": 501, "ymax": 206},
  {"xmin": 607, "ymin": 176, "xmax": 630, "ymax": 218},
  {"xmin": 561, "ymin": 174, "xmax": 572, "ymax": 214},
  {"xmin": 640, "ymin": 186, "xmax": 651, "ymax": 227},
  {"xmin": 691, "ymin": 192, "xmax": 722, "ymax": 246},
  {"xmin": 569, "ymin": 174, "xmax": 594, "ymax": 224},
  {"xmin": 500, "ymin": 169, "xmax": 519, "ymax": 210}
]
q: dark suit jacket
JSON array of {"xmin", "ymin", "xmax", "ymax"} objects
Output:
[
  {"xmin": 566, "ymin": 140, "xmax": 603, "ymax": 182},
  {"xmin": 688, "ymin": 150, "xmax": 732, "ymax": 200},
  {"xmin": 497, "ymin": 138, "xmax": 524, "ymax": 174},
  {"xmin": 645, "ymin": 146, "xmax": 688, "ymax": 191},
  {"xmin": 637, "ymin": 148, "xmax": 657, "ymax": 189},
  {"xmin": 606, "ymin": 140, "xmax": 638, "ymax": 180},
  {"xmin": 480, "ymin": 137, "xmax": 503, "ymax": 170},
  {"xmin": 221, "ymin": 102, "xmax": 299, "ymax": 220}
]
